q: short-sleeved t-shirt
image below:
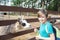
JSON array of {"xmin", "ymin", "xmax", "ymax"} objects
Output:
[{"xmin": 39, "ymin": 21, "xmax": 54, "ymax": 38}]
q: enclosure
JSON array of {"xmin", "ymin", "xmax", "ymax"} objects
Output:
[{"xmin": 0, "ymin": 0, "xmax": 60, "ymax": 40}]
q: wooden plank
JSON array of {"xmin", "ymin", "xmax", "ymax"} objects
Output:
[
  {"xmin": 54, "ymin": 23, "xmax": 60, "ymax": 30},
  {"xmin": 0, "ymin": 18, "xmax": 38, "ymax": 26},
  {"xmin": 0, "ymin": 5, "xmax": 59, "ymax": 15},
  {"xmin": 0, "ymin": 5, "xmax": 38, "ymax": 12},
  {"xmin": 0, "ymin": 18, "xmax": 60, "ymax": 26},
  {"xmin": 28, "ymin": 37, "xmax": 43, "ymax": 40},
  {"xmin": 0, "ymin": 20, "xmax": 17, "ymax": 26},
  {"xmin": 0, "ymin": 28, "xmax": 34, "ymax": 40}
]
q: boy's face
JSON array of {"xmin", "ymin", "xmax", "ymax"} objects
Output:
[{"xmin": 38, "ymin": 11, "xmax": 47, "ymax": 23}]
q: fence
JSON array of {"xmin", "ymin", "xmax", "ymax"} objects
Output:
[{"xmin": 0, "ymin": 5, "xmax": 60, "ymax": 40}]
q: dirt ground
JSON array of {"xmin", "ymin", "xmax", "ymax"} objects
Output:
[{"xmin": 9, "ymin": 32, "xmax": 35, "ymax": 40}]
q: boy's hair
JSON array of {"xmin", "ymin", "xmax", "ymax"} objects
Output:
[
  {"xmin": 37, "ymin": 9, "xmax": 56, "ymax": 24},
  {"xmin": 37, "ymin": 9, "xmax": 48, "ymax": 17}
]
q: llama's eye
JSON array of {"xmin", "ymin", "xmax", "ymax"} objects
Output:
[{"xmin": 22, "ymin": 23, "xmax": 26, "ymax": 26}]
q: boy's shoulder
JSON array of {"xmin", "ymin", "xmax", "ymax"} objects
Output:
[{"xmin": 46, "ymin": 21, "xmax": 52, "ymax": 26}]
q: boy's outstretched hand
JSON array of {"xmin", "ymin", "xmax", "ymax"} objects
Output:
[
  {"xmin": 34, "ymin": 28, "xmax": 38, "ymax": 32},
  {"xmin": 32, "ymin": 26, "xmax": 38, "ymax": 32}
]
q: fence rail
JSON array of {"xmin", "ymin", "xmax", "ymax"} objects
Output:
[
  {"xmin": 0, "ymin": 5, "xmax": 38, "ymax": 12},
  {"xmin": 0, "ymin": 18, "xmax": 60, "ymax": 26}
]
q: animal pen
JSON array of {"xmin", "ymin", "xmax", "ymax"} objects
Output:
[{"xmin": 0, "ymin": 5, "xmax": 60, "ymax": 40}]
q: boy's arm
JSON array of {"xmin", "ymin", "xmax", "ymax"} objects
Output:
[{"xmin": 50, "ymin": 33, "xmax": 55, "ymax": 40}]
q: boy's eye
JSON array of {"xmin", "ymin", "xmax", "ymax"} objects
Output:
[
  {"xmin": 38, "ymin": 14, "xmax": 46, "ymax": 18},
  {"xmin": 38, "ymin": 18, "xmax": 41, "ymax": 20},
  {"xmin": 38, "ymin": 18, "xmax": 45, "ymax": 20},
  {"xmin": 38, "ymin": 15, "xmax": 42, "ymax": 17},
  {"xmin": 38, "ymin": 16, "xmax": 45, "ymax": 18}
]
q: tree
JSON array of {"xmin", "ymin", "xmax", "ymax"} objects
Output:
[
  {"xmin": 12, "ymin": 0, "xmax": 21, "ymax": 6},
  {"xmin": 12, "ymin": 0, "xmax": 57, "ymax": 10},
  {"xmin": 47, "ymin": 0, "xmax": 58, "ymax": 11}
]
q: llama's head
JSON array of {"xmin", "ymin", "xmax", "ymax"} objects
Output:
[{"xmin": 18, "ymin": 15, "xmax": 31, "ymax": 28}]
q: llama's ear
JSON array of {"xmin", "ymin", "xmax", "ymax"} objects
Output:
[
  {"xmin": 19, "ymin": 16, "xmax": 21, "ymax": 19},
  {"xmin": 19, "ymin": 15, "xmax": 22, "ymax": 20},
  {"xmin": 21, "ymin": 15, "xmax": 24, "ymax": 20}
]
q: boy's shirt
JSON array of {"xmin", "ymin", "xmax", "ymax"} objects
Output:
[{"xmin": 39, "ymin": 21, "xmax": 54, "ymax": 38}]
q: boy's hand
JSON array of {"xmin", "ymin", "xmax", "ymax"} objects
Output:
[
  {"xmin": 34, "ymin": 28, "xmax": 38, "ymax": 32},
  {"xmin": 32, "ymin": 26, "xmax": 38, "ymax": 32}
]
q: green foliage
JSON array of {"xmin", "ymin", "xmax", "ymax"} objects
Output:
[
  {"xmin": 12, "ymin": 0, "xmax": 22, "ymax": 6},
  {"xmin": 12, "ymin": 0, "xmax": 59, "ymax": 11},
  {"xmin": 47, "ymin": 0, "xmax": 58, "ymax": 11}
]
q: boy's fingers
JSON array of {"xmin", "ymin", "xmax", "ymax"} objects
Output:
[{"xmin": 34, "ymin": 29, "xmax": 38, "ymax": 32}]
